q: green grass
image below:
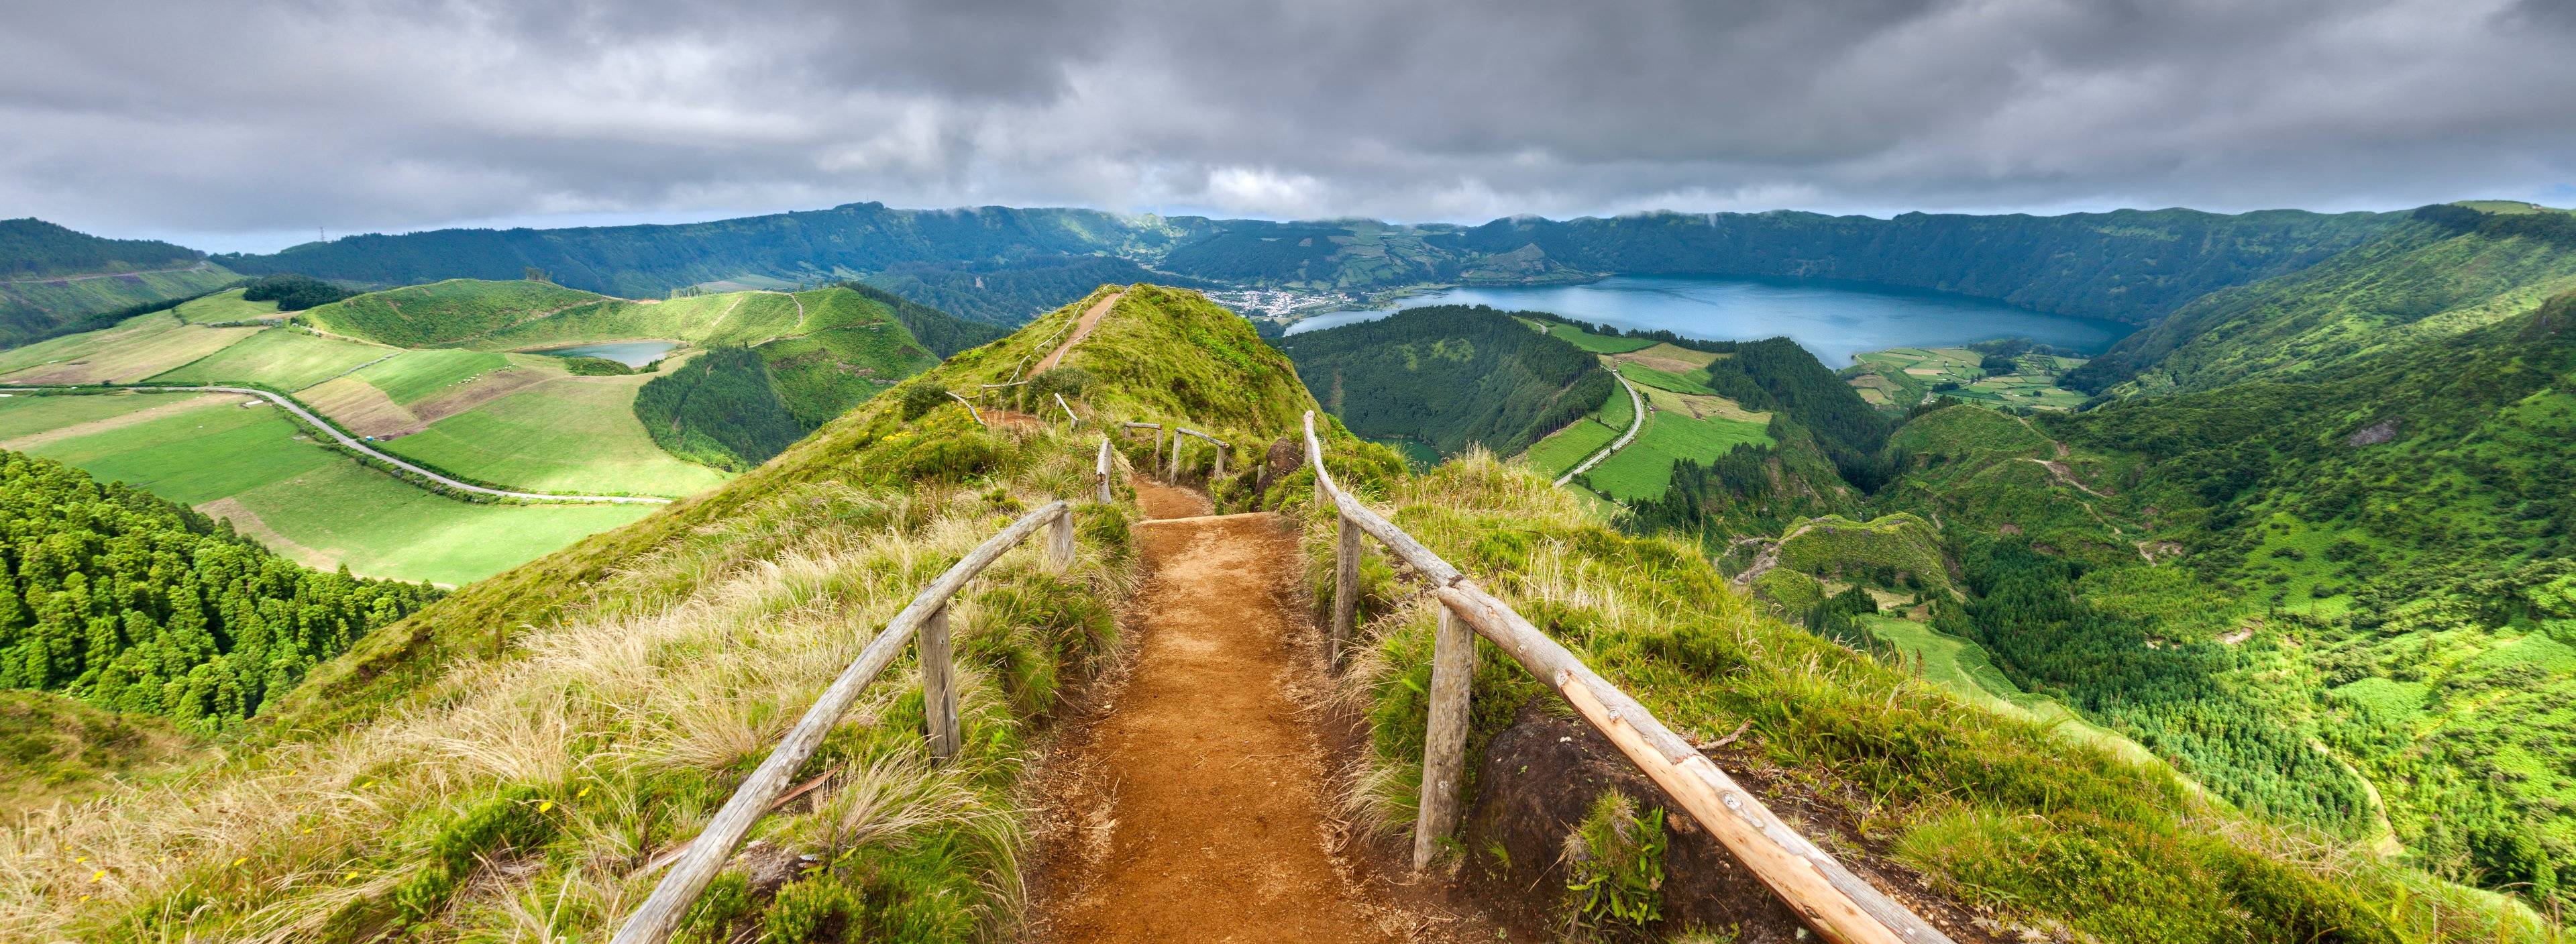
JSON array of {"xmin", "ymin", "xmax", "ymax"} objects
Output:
[
  {"xmin": 148, "ymin": 327, "xmax": 392, "ymax": 391},
  {"xmin": 382, "ymin": 376, "xmax": 731, "ymax": 497},
  {"xmin": 0, "ymin": 390, "xmax": 199, "ymax": 439},
  {"xmin": 0, "ymin": 392, "xmax": 652, "ymax": 584},
  {"xmin": 0, "ymin": 313, "xmax": 263, "ymax": 384},
  {"xmin": 0, "ymin": 690, "xmax": 202, "ymax": 812},
  {"xmin": 221, "ymin": 460, "xmax": 652, "ymax": 585},
  {"xmin": 1582, "ymin": 409, "xmax": 1770, "ymax": 500},
  {"xmin": 470, "ymin": 289, "xmax": 811, "ymax": 350},
  {"xmin": 6, "ymin": 396, "xmax": 340, "ymax": 503},
  {"xmin": 349, "ymin": 348, "xmax": 511, "ymax": 404},
  {"xmin": 1546, "ymin": 321, "xmax": 1656, "ymax": 354},
  {"xmin": 1521, "ymin": 418, "xmax": 1617, "ymax": 477},
  {"xmin": 1617, "ymin": 363, "xmax": 1719, "ymax": 396},
  {"xmin": 170, "ymin": 288, "xmax": 282, "ymax": 324},
  {"xmin": 299, "ymin": 279, "xmax": 608, "ymax": 348},
  {"xmin": 0, "ymin": 264, "xmax": 241, "ymax": 347}
]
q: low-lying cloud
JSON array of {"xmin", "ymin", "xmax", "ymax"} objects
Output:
[{"xmin": 3, "ymin": 0, "xmax": 2571, "ymax": 250}]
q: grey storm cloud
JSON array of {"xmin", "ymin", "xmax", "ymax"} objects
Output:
[{"xmin": 2, "ymin": 0, "xmax": 2572, "ymax": 250}]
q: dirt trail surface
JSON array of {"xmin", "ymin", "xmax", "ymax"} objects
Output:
[
  {"xmin": 1032, "ymin": 291, "xmax": 1123, "ymax": 376},
  {"xmin": 0, "ymin": 384, "xmax": 670, "ymax": 505},
  {"xmin": 1030, "ymin": 478, "xmax": 1435, "ymax": 943}
]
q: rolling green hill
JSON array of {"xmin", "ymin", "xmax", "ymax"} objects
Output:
[
  {"xmin": 0, "ymin": 220, "xmax": 240, "ymax": 348},
  {"xmin": 2069, "ymin": 203, "xmax": 2576, "ymax": 395},
  {"xmin": 1279, "ymin": 305, "xmax": 1613, "ymax": 458},
  {"xmin": 298, "ymin": 278, "xmax": 609, "ymax": 346}
]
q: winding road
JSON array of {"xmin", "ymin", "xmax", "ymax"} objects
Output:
[
  {"xmin": 1554, "ymin": 367, "xmax": 1646, "ymax": 486},
  {"xmin": 0, "ymin": 384, "xmax": 671, "ymax": 505}
]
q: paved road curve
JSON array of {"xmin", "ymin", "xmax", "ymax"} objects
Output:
[
  {"xmin": 1556, "ymin": 367, "xmax": 1646, "ymax": 487},
  {"xmin": 0, "ymin": 384, "xmax": 672, "ymax": 505}
]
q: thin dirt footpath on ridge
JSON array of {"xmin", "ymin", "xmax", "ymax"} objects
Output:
[{"xmin": 1027, "ymin": 478, "xmax": 1483, "ymax": 943}]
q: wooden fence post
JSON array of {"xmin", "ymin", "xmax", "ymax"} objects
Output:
[
  {"xmin": 1167, "ymin": 433, "xmax": 1182, "ymax": 480},
  {"xmin": 1414, "ymin": 602, "xmax": 1475, "ymax": 869},
  {"xmin": 1332, "ymin": 513, "xmax": 1360, "ymax": 667},
  {"xmin": 1212, "ymin": 441, "xmax": 1226, "ymax": 480},
  {"xmin": 920, "ymin": 605, "xmax": 959, "ymax": 762},
  {"xmin": 1095, "ymin": 438, "xmax": 1113, "ymax": 503},
  {"xmin": 1046, "ymin": 507, "xmax": 1075, "ymax": 572}
]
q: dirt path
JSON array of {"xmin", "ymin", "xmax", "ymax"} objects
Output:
[
  {"xmin": 1031, "ymin": 292, "xmax": 1123, "ymax": 376},
  {"xmin": 1030, "ymin": 479, "xmax": 1422, "ymax": 943}
]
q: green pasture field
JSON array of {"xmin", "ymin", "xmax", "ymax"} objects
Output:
[
  {"xmin": 148, "ymin": 327, "xmax": 392, "ymax": 391},
  {"xmin": 382, "ymin": 376, "xmax": 730, "ymax": 498},
  {"xmin": 223, "ymin": 460, "xmax": 652, "ymax": 586},
  {"xmin": 0, "ymin": 313, "xmax": 262, "ymax": 384},
  {"xmin": 0, "ymin": 391, "xmax": 653, "ymax": 584},
  {"xmin": 299, "ymin": 278, "xmax": 606, "ymax": 347},
  {"xmin": 1520, "ymin": 419, "xmax": 1616, "ymax": 478},
  {"xmin": 1618, "ymin": 362, "xmax": 1719, "ymax": 396},
  {"xmin": 170, "ymin": 289, "xmax": 282, "ymax": 324},
  {"xmin": 1582, "ymin": 409, "xmax": 1770, "ymax": 499},
  {"xmin": 0, "ymin": 390, "xmax": 216, "ymax": 440},
  {"xmin": 351, "ymin": 348, "xmax": 513, "ymax": 404},
  {"xmin": 1544, "ymin": 321, "xmax": 1656, "ymax": 354},
  {"xmin": 472, "ymin": 290, "xmax": 817, "ymax": 351}
]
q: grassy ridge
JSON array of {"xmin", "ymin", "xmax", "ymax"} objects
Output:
[
  {"xmin": 1278, "ymin": 447, "xmax": 2546, "ymax": 943},
  {"xmin": 0, "ymin": 282, "xmax": 1309, "ymax": 942}
]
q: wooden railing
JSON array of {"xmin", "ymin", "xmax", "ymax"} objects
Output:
[
  {"xmin": 1303, "ymin": 412, "xmax": 1953, "ymax": 944},
  {"xmin": 1116, "ymin": 421, "xmax": 1230, "ymax": 482},
  {"xmin": 610, "ymin": 501, "xmax": 1081, "ymax": 944}
]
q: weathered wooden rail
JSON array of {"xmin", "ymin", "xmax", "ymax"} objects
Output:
[
  {"xmin": 610, "ymin": 501, "xmax": 1081, "ymax": 944},
  {"xmin": 1303, "ymin": 412, "xmax": 1952, "ymax": 944}
]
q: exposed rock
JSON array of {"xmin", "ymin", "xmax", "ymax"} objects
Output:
[{"xmin": 2345, "ymin": 419, "xmax": 2400, "ymax": 447}]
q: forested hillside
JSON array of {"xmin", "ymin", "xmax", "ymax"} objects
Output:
[
  {"xmin": 1279, "ymin": 305, "xmax": 1611, "ymax": 457},
  {"xmin": 0, "ymin": 219, "xmax": 201, "ymax": 278},
  {"xmin": 0, "ymin": 219, "xmax": 239, "ymax": 348},
  {"xmin": 205, "ymin": 201, "xmax": 2398, "ymax": 328},
  {"xmin": 1816, "ymin": 289, "xmax": 2576, "ymax": 910},
  {"xmin": 860, "ymin": 254, "xmax": 1211, "ymax": 325},
  {"xmin": 2068, "ymin": 202, "xmax": 2576, "ymax": 395},
  {"xmin": 0, "ymin": 452, "xmax": 437, "ymax": 729}
]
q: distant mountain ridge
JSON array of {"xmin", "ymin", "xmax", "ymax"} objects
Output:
[
  {"xmin": 201, "ymin": 201, "xmax": 2409, "ymax": 327},
  {"xmin": 0, "ymin": 219, "xmax": 238, "ymax": 347}
]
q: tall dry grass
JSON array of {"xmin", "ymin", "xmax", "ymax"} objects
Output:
[{"xmin": 1, "ymin": 430, "xmax": 1134, "ymax": 943}]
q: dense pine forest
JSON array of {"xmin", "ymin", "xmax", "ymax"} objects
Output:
[{"xmin": 0, "ymin": 452, "xmax": 438, "ymax": 728}]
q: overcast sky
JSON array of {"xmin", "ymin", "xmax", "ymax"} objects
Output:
[{"xmin": 5, "ymin": 0, "xmax": 2573, "ymax": 253}]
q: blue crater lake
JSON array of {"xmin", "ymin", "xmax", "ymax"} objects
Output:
[
  {"xmin": 1287, "ymin": 275, "xmax": 2137, "ymax": 368},
  {"xmin": 530, "ymin": 341, "xmax": 679, "ymax": 368}
]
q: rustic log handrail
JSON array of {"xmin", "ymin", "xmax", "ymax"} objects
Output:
[
  {"xmin": 1300, "ymin": 411, "xmax": 1952, "ymax": 944},
  {"xmin": 611, "ymin": 501, "xmax": 1080, "ymax": 944},
  {"xmin": 1055, "ymin": 392, "xmax": 1080, "ymax": 427},
  {"xmin": 1175, "ymin": 426, "xmax": 1230, "ymax": 479}
]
